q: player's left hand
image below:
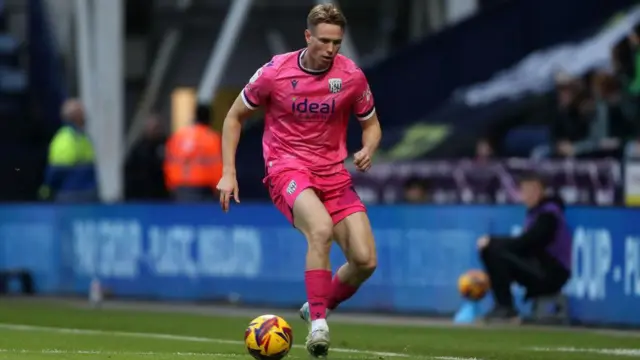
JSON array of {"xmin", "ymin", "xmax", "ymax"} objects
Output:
[
  {"xmin": 476, "ymin": 235, "xmax": 490, "ymax": 250},
  {"xmin": 353, "ymin": 149, "xmax": 372, "ymax": 172}
]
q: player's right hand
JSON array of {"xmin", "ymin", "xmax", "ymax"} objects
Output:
[{"xmin": 216, "ymin": 173, "xmax": 240, "ymax": 213}]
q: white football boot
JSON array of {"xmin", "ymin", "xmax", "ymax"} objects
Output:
[{"xmin": 299, "ymin": 302, "xmax": 331, "ymax": 358}]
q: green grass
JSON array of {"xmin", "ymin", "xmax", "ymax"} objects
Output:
[{"xmin": 0, "ymin": 299, "xmax": 637, "ymax": 359}]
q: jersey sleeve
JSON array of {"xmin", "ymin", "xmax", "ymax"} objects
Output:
[
  {"xmin": 241, "ymin": 59, "xmax": 277, "ymax": 110},
  {"xmin": 351, "ymin": 68, "xmax": 376, "ymax": 121}
]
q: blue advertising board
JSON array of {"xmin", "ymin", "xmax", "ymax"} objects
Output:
[{"xmin": 0, "ymin": 204, "xmax": 638, "ymax": 326}]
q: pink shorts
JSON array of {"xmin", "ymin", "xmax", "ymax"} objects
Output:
[{"xmin": 265, "ymin": 167, "xmax": 366, "ymax": 225}]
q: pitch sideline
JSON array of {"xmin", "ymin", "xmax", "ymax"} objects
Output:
[
  {"xmin": 0, "ymin": 323, "xmax": 482, "ymax": 360},
  {"xmin": 528, "ymin": 346, "xmax": 640, "ymax": 357}
]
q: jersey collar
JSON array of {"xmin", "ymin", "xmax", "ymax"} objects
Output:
[{"xmin": 297, "ymin": 49, "xmax": 331, "ymax": 75}]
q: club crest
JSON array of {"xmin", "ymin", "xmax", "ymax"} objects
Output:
[{"xmin": 328, "ymin": 78, "xmax": 342, "ymax": 93}]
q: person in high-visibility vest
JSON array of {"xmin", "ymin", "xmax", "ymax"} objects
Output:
[
  {"xmin": 164, "ymin": 106, "xmax": 222, "ymax": 202},
  {"xmin": 39, "ymin": 99, "xmax": 98, "ymax": 202}
]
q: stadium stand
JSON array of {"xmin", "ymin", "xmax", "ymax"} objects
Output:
[
  {"xmin": 362, "ymin": 0, "xmax": 637, "ymax": 160},
  {"xmin": 0, "ymin": 0, "xmax": 64, "ymax": 201}
]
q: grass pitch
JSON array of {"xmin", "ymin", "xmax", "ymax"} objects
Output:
[{"xmin": 0, "ymin": 298, "xmax": 637, "ymax": 359}]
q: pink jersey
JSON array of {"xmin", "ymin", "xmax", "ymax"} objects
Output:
[{"xmin": 241, "ymin": 49, "xmax": 376, "ymax": 176}]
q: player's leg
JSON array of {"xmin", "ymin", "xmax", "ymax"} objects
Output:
[
  {"xmin": 325, "ymin": 174, "xmax": 377, "ymax": 308},
  {"xmin": 267, "ymin": 171, "xmax": 332, "ymax": 357},
  {"xmin": 329, "ymin": 210, "xmax": 377, "ymax": 310},
  {"xmin": 300, "ymin": 176, "xmax": 376, "ymax": 319},
  {"xmin": 292, "ymin": 188, "xmax": 333, "ymax": 357},
  {"xmin": 299, "ymin": 213, "xmax": 376, "ymax": 320}
]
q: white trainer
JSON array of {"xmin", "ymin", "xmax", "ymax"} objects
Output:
[
  {"xmin": 305, "ymin": 327, "xmax": 330, "ymax": 358},
  {"xmin": 299, "ymin": 302, "xmax": 331, "ymax": 358}
]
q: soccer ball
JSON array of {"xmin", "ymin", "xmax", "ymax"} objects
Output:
[
  {"xmin": 458, "ymin": 269, "xmax": 490, "ymax": 301},
  {"xmin": 244, "ymin": 314, "xmax": 293, "ymax": 360}
]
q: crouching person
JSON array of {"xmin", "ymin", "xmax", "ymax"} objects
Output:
[{"xmin": 477, "ymin": 172, "xmax": 571, "ymax": 322}]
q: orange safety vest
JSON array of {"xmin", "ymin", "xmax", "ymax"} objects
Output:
[{"xmin": 164, "ymin": 124, "xmax": 222, "ymax": 191}]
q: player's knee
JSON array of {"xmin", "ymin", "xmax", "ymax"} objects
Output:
[
  {"xmin": 349, "ymin": 245, "xmax": 377, "ymax": 276},
  {"xmin": 354, "ymin": 256, "xmax": 377, "ymax": 277},
  {"xmin": 305, "ymin": 220, "xmax": 334, "ymax": 254}
]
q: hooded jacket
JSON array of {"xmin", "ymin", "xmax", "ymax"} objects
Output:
[{"xmin": 491, "ymin": 196, "xmax": 572, "ymax": 270}]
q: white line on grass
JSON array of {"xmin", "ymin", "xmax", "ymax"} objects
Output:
[
  {"xmin": 0, "ymin": 323, "xmax": 482, "ymax": 360},
  {"xmin": 0, "ymin": 323, "xmax": 406, "ymax": 358},
  {"xmin": 529, "ymin": 346, "xmax": 640, "ymax": 357},
  {"xmin": 0, "ymin": 349, "xmax": 239, "ymax": 357}
]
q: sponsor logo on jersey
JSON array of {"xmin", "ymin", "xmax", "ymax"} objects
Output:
[{"xmin": 291, "ymin": 97, "xmax": 336, "ymax": 120}]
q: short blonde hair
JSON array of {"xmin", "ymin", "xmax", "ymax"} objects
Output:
[{"xmin": 307, "ymin": 3, "xmax": 347, "ymax": 30}]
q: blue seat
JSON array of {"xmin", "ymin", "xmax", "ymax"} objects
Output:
[
  {"xmin": 0, "ymin": 69, "xmax": 26, "ymax": 93},
  {"xmin": 503, "ymin": 126, "xmax": 550, "ymax": 157},
  {"xmin": 0, "ymin": 34, "xmax": 19, "ymax": 55}
]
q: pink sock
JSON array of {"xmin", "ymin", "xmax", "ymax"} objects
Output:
[
  {"xmin": 304, "ymin": 269, "xmax": 332, "ymax": 320},
  {"xmin": 327, "ymin": 275, "xmax": 358, "ymax": 310}
]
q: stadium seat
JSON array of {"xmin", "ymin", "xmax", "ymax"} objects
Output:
[
  {"xmin": 503, "ymin": 126, "xmax": 550, "ymax": 157},
  {"xmin": 0, "ymin": 68, "xmax": 26, "ymax": 93},
  {"xmin": 0, "ymin": 33, "xmax": 19, "ymax": 66},
  {"xmin": 0, "ymin": 34, "xmax": 18, "ymax": 54}
]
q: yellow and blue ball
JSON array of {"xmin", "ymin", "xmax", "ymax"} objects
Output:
[{"xmin": 244, "ymin": 314, "xmax": 293, "ymax": 360}]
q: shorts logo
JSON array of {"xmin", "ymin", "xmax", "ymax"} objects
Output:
[
  {"xmin": 286, "ymin": 180, "xmax": 297, "ymax": 195},
  {"xmin": 328, "ymin": 78, "xmax": 342, "ymax": 93}
]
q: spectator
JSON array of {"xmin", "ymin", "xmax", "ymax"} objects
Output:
[
  {"xmin": 475, "ymin": 137, "xmax": 494, "ymax": 162},
  {"xmin": 164, "ymin": 105, "xmax": 222, "ymax": 202},
  {"xmin": 531, "ymin": 72, "xmax": 590, "ymax": 159},
  {"xmin": 612, "ymin": 37, "xmax": 634, "ymax": 95},
  {"xmin": 569, "ymin": 71, "xmax": 634, "ymax": 158},
  {"xmin": 618, "ymin": 27, "xmax": 640, "ymax": 159},
  {"xmin": 125, "ymin": 114, "xmax": 169, "ymax": 201},
  {"xmin": 626, "ymin": 24, "xmax": 640, "ymax": 97},
  {"xmin": 39, "ymin": 99, "xmax": 98, "ymax": 202},
  {"xmin": 477, "ymin": 172, "xmax": 571, "ymax": 322},
  {"xmin": 402, "ymin": 176, "xmax": 429, "ymax": 203}
]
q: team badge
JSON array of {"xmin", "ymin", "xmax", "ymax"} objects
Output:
[{"xmin": 328, "ymin": 78, "xmax": 342, "ymax": 93}]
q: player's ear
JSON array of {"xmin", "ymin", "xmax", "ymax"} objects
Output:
[{"xmin": 304, "ymin": 29, "xmax": 312, "ymax": 44}]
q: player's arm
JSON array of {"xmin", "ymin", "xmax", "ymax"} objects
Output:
[
  {"xmin": 220, "ymin": 94, "xmax": 257, "ymax": 175},
  {"xmin": 221, "ymin": 63, "xmax": 274, "ymax": 175},
  {"xmin": 352, "ymin": 69, "xmax": 380, "ymax": 172},
  {"xmin": 360, "ymin": 112, "xmax": 382, "ymax": 155}
]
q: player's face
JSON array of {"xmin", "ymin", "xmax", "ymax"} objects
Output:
[
  {"xmin": 519, "ymin": 180, "xmax": 543, "ymax": 208},
  {"xmin": 305, "ymin": 23, "xmax": 343, "ymax": 68}
]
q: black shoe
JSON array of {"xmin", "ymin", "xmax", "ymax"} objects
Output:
[{"xmin": 483, "ymin": 306, "xmax": 521, "ymax": 324}]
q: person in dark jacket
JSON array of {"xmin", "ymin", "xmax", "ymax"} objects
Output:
[
  {"xmin": 124, "ymin": 114, "xmax": 169, "ymax": 201},
  {"xmin": 477, "ymin": 172, "xmax": 572, "ymax": 321}
]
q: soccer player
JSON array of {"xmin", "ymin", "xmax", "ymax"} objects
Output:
[{"xmin": 216, "ymin": 3, "xmax": 381, "ymax": 358}]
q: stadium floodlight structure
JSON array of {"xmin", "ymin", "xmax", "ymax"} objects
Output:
[
  {"xmin": 74, "ymin": 0, "xmax": 124, "ymax": 203},
  {"xmin": 197, "ymin": 0, "xmax": 360, "ymax": 107}
]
